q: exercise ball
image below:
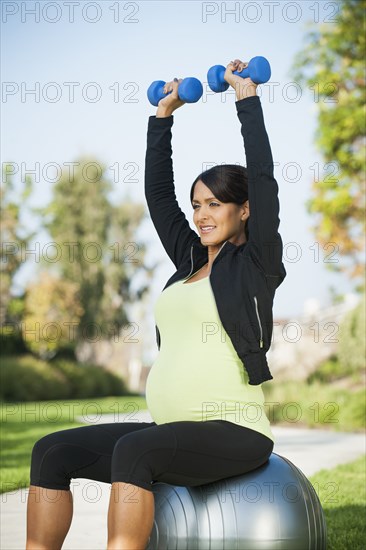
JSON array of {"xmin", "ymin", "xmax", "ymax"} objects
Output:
[{"xmin": 147, "ymin": 452, "xmax": 327, "ymax": 550}]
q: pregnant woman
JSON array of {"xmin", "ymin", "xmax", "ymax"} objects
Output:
[{"xmin": 26, "ymin": 59, "xmax": 286, "ymax": 550}]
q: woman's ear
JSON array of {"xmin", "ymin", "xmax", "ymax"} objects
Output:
[{"xmin": 241, "ymin": 200, "xmax": 250, "ymax": 221}]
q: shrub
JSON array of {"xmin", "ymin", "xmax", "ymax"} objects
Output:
[
  {"xmin": 307, "ymin": 295, "xmax": 365, "ymax": 385},
  {"xmin": 50, "ymin": 359, "xmax": 128, "ymax": 399},
  {"xmin": 0, "ymin": 297, "xmax": 27, "ymax": 356},
  {"xmin": 0, "ymin": 328, "xmax": 27, "ymax": 356},
  {"xmin": 307, "ymin": 354, "xmax": 348, "ymax": 384},
  {"xmin": 338, "ymin": 294, "xmax": 365, "ymax": 373},
  {"xmin": 0, "ymin": 355, "xmax": 70, "ymax": 401},
  {"xmin": 0, "ymin": 355, "xmax": 129, "ymax": 401}
]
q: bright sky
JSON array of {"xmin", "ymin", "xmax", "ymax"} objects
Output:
[{"xmin": 2, "ymin": 0, "xmax": 353, "ymax": 359}]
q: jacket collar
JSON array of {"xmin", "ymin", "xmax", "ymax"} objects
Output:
[
  {"xmin": 192, "ymin": 236, "xmax": 245, "ymax": 253},
  {"xmin": 191, "ymin": 236, "xmax": 246, "ymax": 269}
]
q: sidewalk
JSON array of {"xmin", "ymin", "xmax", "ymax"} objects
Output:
[{"xmin": 1, "ymin": 410, "xmax": 365, "ymax": 550}]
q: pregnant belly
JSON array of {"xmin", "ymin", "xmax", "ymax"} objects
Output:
[
  {"xmin": 144, "ymin": 354, "xmax": 247, "ymax": 425},
  {"xmin": 145, "ymin": 355, "xmax": 275, "ymax": 442},
  {"xmin": 145, "ymin": 361, "xmax": 191, "ymax": 420}
]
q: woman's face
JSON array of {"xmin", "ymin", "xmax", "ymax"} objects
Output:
[{"xmin": 192, "ymin": 180, "xmax": 249, "ymax": 248}]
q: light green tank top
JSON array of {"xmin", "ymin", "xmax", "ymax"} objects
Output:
[{"xmin": 145, "ymin": 274, "xmax": 274, "ymax": 443}]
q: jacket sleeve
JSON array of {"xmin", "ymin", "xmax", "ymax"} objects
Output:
[
  {"xmin": 236, "ymin": 96, "xmax": 286, "ymax": 285},
  {"xmin": 144, "ymin": 114, "xmax": 198, "ymax": 269}
]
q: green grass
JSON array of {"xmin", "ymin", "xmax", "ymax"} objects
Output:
[
  {"xmin": 308, "ymin": 455, "xmax": 366, "ymax": 550},
  {"xmin": 0, "ymin": 396, "xmax": 147, "ymax": 494}
]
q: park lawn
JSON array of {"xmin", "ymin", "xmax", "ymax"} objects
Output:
[
  {"xmin": 0, "ymin": 396, "xmax": 147, "ymax": 494},
  {"xmin": 308, "ymin": 455, "xmax": 366, "ymax": 550}
]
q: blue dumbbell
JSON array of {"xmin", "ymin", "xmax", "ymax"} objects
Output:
[
  {"xmin": 207, "ymin": 56, "xmax": 271, "ymax": 93},
  {"xmin": 147, "ymin": 77, "xmax": 203, "ymax": 107}
]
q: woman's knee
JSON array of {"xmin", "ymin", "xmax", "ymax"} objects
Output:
[
  {"xmin": 110, "ymin": 425, "xmax": 176, "ymax": 486},
  {"xmin": 111, "ymin": 432, "xmax": 144, "ymax": 467},
  {"xmin": 31, "ymin": 432, "xmax": 59, "ymax": 466},
  {"xmin": 30, "ymin": 433, "xmax": 72, "ymax": 490}
]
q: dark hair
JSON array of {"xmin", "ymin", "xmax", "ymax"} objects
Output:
[{"xmin": 190, "ymin": 164, "xmax": 250, "ymax": 241}]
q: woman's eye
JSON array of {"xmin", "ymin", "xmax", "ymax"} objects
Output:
[{"xmin": 193, "ymin": 202, "xmax": 219, "ymax": 209}]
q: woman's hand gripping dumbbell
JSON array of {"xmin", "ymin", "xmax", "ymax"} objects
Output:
[
  {"xmin": 147, "ymin": 77, "xmax": 203, "ymax": 116},
  {"xmin": 221, "ymin": 59, "xmax": 260, "ymax": 101},
  {"xmin": 208, "ymin": 56, "xmax": 271, "ymax": 100}
]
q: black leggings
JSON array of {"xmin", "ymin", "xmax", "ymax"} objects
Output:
[{"xmin": 30, "ymin": 420, "xmax": 274, "ymax": 493}]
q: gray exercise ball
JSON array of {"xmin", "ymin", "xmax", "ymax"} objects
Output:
[{"xmin": 147, "ymin": 452, "xmax": 327, "ymax": 550}]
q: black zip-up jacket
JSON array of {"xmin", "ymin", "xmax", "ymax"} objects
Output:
[{"xmin": 144, "ymin": 95, "xmax": 286, "ymax": 385}]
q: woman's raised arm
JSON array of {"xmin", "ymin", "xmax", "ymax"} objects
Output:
[
  {"xmin": 144, "ymin": 79, "xmax": 198, "ymax": 269},
  {"xmin": 225, "ymin": 60, "xmax": 285, "ymax": 282}
]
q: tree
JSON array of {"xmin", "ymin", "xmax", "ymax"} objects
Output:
[
  {"xmin": 0, "ymin": 165, "xmax": 33, "ymax": 326},
  {"xmin": 22, "ymin": 272, "xmax": 83, "ymax": 358},
  {"xmin": 42, "ymin": 156, "xmax": 157, "ymax": 341},
  {"xmin": 292, "ymin": 0, "xmax": 365, "ymax": 290}
]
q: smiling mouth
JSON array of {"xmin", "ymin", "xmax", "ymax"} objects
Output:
[{"xmin": 200, "ymin": 226, "xmax": 216, "ymax": 233}]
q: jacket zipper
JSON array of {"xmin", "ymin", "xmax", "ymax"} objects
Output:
[
  {"xmin": 185, "ymin": 240, "xmax": 227, "ymax": 281},
  {"xmin": 253, "ymin": 296, "xmax": 264, "ymax": 348},
  {"xmin": 186, "ymin": 245, "xmax": 194, "ymax": 279}
]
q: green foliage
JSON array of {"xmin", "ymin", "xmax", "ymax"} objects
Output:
[
  {"xmin": 1, "ymin": 157, "xmax": 159, "ymax": 358},
  {"xmin": 50, "ymin": 358, "xmax": 128, "ymax": 399},
  {"xmin": 307, "ymin": 354, "xmax": 350, "ymax": 384},
  {"xmin": 338, "ymin": 294, "xmax": 366, "ymax": 372},
  {"xmin": 0, "ymin": 355, "xmax": 69, "ymax": 402},
  {"xmin": 0, "ymin": 297, "xmax": 27, "ymax": 356},
  {"xmin": 292, "ymin": 0, "xmax": 366, "ymax": 286},
  {"xmin": 0, "ymin": 327, "xmax": 27, "ymax": 356},
  {"xmin": 262, "ymin": 379, "xmax": 365, "ymax": 431},
  {"xmin": 22, "ymin": 272, "xmax": 83, "ymax": 358},
  {"xmin": 0, "ymin": 355, "xmax": 129, "ymax": 401},
  {"xmin": 0, "ymin": 165, "xmax": 34, "ymax": 325},
  {"xmin": 306, "ymin": 295, "xmax": 365, "ymax": 389},
  {"xmin": 40, "ymin": 156, "xmax": 158, "ymax": 338}
]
